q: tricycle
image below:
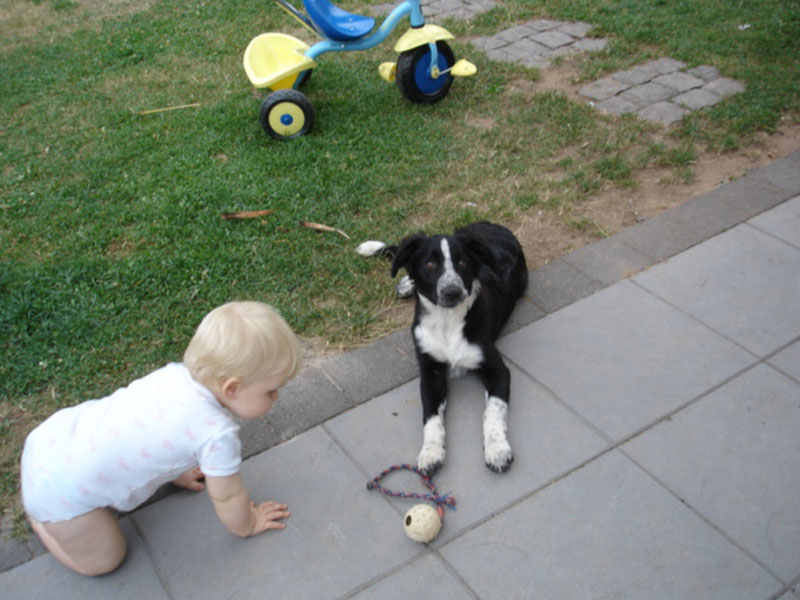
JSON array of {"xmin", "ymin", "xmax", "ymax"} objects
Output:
[{"xmin": 243, "ymin": 0, "xmax": 477, "ymax": 140}]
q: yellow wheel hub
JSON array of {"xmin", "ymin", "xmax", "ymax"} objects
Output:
[{"xmin": 268, "ymin": 101, "xmax": 305, "ymax": 137}]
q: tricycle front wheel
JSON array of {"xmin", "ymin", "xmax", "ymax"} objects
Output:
[
  {"xmin": 396, "ymin": 41, "xmax": 455, "ymax": 104},
  {"xmin": 259, "ymin": 89, "xmax": 315, "ymax": 141}
]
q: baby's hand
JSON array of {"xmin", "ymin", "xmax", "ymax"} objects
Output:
[{"xmin": 249, "ymin": 500, "xmax": 290, "ymax": 536}]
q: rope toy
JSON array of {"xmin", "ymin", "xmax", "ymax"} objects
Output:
[{"xmin": 366, "ymin": 464, "xmax": 456, "ymax": 543}]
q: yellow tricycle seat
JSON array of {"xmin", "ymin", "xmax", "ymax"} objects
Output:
[{"xmin": 243, "ymin": 33, "xmax": 317, "ymax": 90}]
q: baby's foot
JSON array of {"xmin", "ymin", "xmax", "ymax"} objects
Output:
[{"xmin": 172, "ymin": 466, "xmax": 205, "ymax": 491}]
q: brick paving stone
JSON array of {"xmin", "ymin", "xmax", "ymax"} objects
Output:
[
  {"xmin": 686, "ymin": 64, "xmax": 721, "ymax": 82},
  {"xmin": 497, "ymin": 24, "xmax": 539, "ymax": 40},
  {"xmin": 528, "ymin": 19, "xmax": 566, "ymax": 30},
  {"xmin": 637, "ymin": 101, "xmax": 689, "ymax": 125},
  {"xmin": 470, "ymin": 35, "xmax": 507, "ymax": 51},
  {"xmin": 619, "ymin": 82, "xmax": 674, "ymax": 107},
  {"xmin": 673, "ymin": 88, "xmax": 722, "ymax": 109},
  {"xmin": 531, "ymin": 30, "xmax": 576, "ymax": 49},
  {"xmin": 653, "ymin": 71, "xmax": 705, "ymax": 93},
  {"xmin": 505, "ymin": 37, "xmax": 550, "ymax": 59},
  {"xmin": 557, "ymin": 21, "xmax": 594, "ymax": 37},
  {"xmin": 579, "ymin": 76, "xmax": 631, "ymax": 101},
  {"xmin": 613, "ymin": 65, "xmax": 659, "ymax": 86},
  {"xmin": 647, "ymin": 57, "xmax": 687, "ymax": 74},
  {"xmin": 572, "ymin": 37, "xmax": 608, "ymax": 52},
  {"xmin": 595, "ymin": 96, "xmax": 639, "ymax": 115},
  {"xmin": 704, "ymin": 77, "xmax": 746, "ymax": 97},
  {"xmin": 543, "ymin": 46, "xmax": 578, "ymax": 59}
]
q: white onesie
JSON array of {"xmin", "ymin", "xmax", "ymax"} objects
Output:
[{"xmin": 21, "ymin": 363, "xmax": 241, "ymax": 523}]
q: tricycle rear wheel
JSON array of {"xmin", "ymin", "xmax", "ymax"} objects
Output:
[
  {"xmin": 396, "ymin": 41, "xmax": 455, "ymax": 104},
  {"xmin": 259, "ymin": 89, "xmax": 315, "ymax": 141}
]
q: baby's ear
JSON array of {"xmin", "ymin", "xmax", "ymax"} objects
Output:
[
  {"xmin": 219, "ymin": 377, "xmax": 241, "ymax": 402},
  {"xmin": 391, "ymin": 234, "xmax": 426, "ymax": 278}
]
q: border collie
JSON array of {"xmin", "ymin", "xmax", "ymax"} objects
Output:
[{"xmin": 358, "ymin": 222, "xmax": 528, "ymax": 476}]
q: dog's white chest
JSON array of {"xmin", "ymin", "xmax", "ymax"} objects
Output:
[{"xmin": 414, "ymin": 298, "xmax": 483, "ymax": 371}]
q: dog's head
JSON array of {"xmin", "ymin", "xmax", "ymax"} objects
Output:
[{"xmin": 391, "ymin": 232, "xmax": 492, "ymax": 308}]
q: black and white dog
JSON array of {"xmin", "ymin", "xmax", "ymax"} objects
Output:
[{"xmin": 358, "ymin": 222, "xmax": 528, "ymax": 476}]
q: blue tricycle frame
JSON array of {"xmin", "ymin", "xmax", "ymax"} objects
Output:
[{"xmin": 243, "ymin": 0, "xmax": 477, "ymax": 140}]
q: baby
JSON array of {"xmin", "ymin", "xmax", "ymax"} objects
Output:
[{"xmin": 20, "ymin": 301, "xmax": 300, "ymax": 576}]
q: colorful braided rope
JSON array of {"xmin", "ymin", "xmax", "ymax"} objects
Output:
[{"xmin": 366, "ymin": 464, "xmax": 457, "ymax": 517}]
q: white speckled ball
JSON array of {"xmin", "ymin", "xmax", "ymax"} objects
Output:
[{"xmin": 403, "ymin": 504, "xmax": 442, "ymax": 543}]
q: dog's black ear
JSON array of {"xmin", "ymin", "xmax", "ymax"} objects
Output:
[
  {"xmin": 462, "ymin": 234, "xmax": 499, "ymax": 283},
  {"xmin": 391, "ymin": 234, "xmax": 426, "ymax": 278}
]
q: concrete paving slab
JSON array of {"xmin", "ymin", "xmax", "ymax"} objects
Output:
[
  {"xmin": 748, "ymin": 150, "xmax": 800, "ymax": 195},
  {"xmin": 325, "ymin": 367, "xmax": 609, "ymax": 545},
  {"xmin": 525, "ymin": 258, "xmax": 604, "ymax": 313},
  {"xmin": 673, "ymin": 87, "xmax": 722, "ymax": 110},
  {"xmin": 320, "ymin": 335, "xmax": 418, "ymax": 404},
  {"xmin": 668, "ymin": 175, "xmax": 791, "ymax": 239},
  {"xmin": 635, "ymin": 224, "xmax": 800, "ymax": 357},
  {"xmin": 0, "ymin": 519, "xmax": 168, "ymax": 600},
  {"xmin": 349, "ymin": 553, "xmax": 473, "ymax": 599},
  {"xmin": 623, "ymin": 364, "xmax": 800, "ymax": 582},
  {"xmin": 498, "ymin": 280, "xmax": 756, "ymax": 440},
  {"xmin": 748, "ymin": 194, "xmax": 800, "ymax": 247},
  {"xmin": 613, "ymin": 208, "xmax": 703, "ymax": 261},
  {"xmin": 769, "ymin": 340, "xmax": 800, "ymax": 382},
  {"xmin": 595, "ymin": 95, "xmax": 639, "ymax": 115},
  {"xmin": 579, "ymin": 76, "xmax": 630, "ymax": 101},
  {"xmin": 440, "ymin": 451, "xmax": 782, "ymax": 599},
  {"xmin": 561, "ymin": 236, "xmax": 652, "ymax": 285},
  {"xmin": 132, "ymin": 427, "xmax": 421, "ymax": 600},
  {"xmin": 619, "ymin": 82, "xmax": 675, "ymax": 107},
  {"xmin": 653, "ymin": 71, "xmax": 705, "ymax": 93},
  {"xmin": 686, "ymin": 64, "xmax": 721, "ymax": 82},
  {"xmin": 637, "ymin": 100, "xmax": 688, "ymax": 125}
]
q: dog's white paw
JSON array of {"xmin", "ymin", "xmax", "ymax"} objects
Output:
[
  {"xmin": 396, "ymin": 275, "xmax": 415, "ymax": 298},
  {"xmin": 417, "ymin": 443, "xmax": 445, "ymax": 477},
  {"xmin": 484, "ymin": 439, "xmax": 513, "ymax": 473}
]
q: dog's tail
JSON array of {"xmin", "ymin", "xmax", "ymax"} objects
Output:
[{"xmin": 355, "ymin": 240, "xmax": 397, "ymax": 258}]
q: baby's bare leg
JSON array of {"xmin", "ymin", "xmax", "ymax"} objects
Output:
[{"xmin": 30, "ymin": 508, "xmax": 126, "ymax": 576}]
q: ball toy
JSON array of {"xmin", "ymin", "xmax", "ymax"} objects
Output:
[
  {"xmin": 404, "ymin": 503, "xmax": 442, "ymax": 543},
  {"xmin": 366, "ymin": 464, "xmax": 456, "ymax": 544}
]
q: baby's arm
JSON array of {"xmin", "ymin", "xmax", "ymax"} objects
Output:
[{"xmin": 205, "ymin": 473, "xmax": 290, "ymax": 537}]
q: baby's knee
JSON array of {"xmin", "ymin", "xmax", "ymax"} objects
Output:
[{"xmin": 77, "ymin": 537, "xmax": 127, "ymax": 577}]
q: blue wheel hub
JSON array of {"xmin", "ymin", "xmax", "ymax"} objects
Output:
[
  {"xmin": 280, "ymin": 114, "xmax": 294, "ymax": 126},
  {"xmin": 414, "ymin": 49, "xmax": 450, "ymax": 95}
]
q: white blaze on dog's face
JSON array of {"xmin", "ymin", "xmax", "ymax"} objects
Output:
[{"xmin": 414, "ymin": 237, "xmax": 477, "ymax": 308}]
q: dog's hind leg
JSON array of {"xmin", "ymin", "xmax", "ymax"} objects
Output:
[
  {"xmin": 480, "ymin": 348, "xmax": 514, "ymax": 473},
  {"xmin": 417, "ymin": 360, "xmax": 448, "ymax": 477}
]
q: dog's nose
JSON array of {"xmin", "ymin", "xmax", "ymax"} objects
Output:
[{"xmin": 440, "ymin": 285, "xmax": 466, "ymax": 306}]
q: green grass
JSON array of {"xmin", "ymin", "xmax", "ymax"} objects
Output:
[{"xmin": 1, "ymin": 0, "xmax": 799, "ymax": 517}]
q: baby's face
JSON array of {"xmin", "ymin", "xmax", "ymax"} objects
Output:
[{"xmin": 227, "ymin": 372, "xmax": 286, "ymax": 419}]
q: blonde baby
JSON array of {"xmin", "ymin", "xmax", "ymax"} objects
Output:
[{"xmin": 20, "ymin": 301, "xmax": 300, "ymax": 576}]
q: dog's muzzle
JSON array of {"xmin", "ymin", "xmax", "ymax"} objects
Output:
[{"xmin": 438, "ymin": 284, "xmax": 467, "ymax": 307}]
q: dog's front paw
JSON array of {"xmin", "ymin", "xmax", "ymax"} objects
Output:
[
  {"xmin": 417, "ymin": 444, "xmax": 445, "ymax": 477},
  {"xmin": 484, "ymin": 440, "xmax": 513, "ymax": 473}
]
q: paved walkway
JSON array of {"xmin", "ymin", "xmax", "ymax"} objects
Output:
[{"xmin": 2, "ymin": 144, "xmax": 799, "ymax": 597}]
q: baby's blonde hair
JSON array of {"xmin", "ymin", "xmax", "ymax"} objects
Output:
[{"xmin": 184, "ymin": 301, "xmax": 301, "ymax": 393}]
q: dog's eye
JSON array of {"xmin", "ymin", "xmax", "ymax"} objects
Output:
[
  {"xmin": 457, "ymin": 259, "xmax": 467, "ymax": 269},
  {"xmin": 425, "ymin": 261, "xmax": 436, "ymax": 271}
]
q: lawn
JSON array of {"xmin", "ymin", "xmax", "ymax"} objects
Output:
[{"xmin": 1, "ymin": 0, "xmax": 798, "ymax": 519}]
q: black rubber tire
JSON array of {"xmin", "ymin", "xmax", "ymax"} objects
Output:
[
  {"xmin": 258, "ymin": 89, "xmax": 315, "ymax": 141},
  {"xmin": 396, "ymin": 41, "xmax": 455, "ymax": 104}
]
